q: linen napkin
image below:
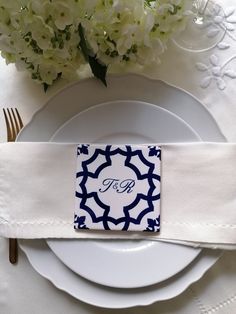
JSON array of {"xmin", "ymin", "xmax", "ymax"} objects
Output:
[{"xmin": 0, "ymin": 142, "xmax": 236, "ymax": 250}]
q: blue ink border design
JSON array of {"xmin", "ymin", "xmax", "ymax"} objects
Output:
[{"xmin": 75, "ymin": 145, "xmax": 161, "ymax": 232}]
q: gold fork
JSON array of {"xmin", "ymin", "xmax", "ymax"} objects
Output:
[{"xmin": 3, "ymin": 108, "xmax": 24, "ymax": 264}]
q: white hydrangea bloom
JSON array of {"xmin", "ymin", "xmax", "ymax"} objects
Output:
[
  {"xmin": 30, "ymin": 0, "xmax": 48, "ymax": 18},
  {"xmin": 0, "ymin": 0, "xmax": 87, "ymax": 86},
  {"xmin": 38, "ymin": 63, "xmax": 58, "ymax": 85},
  {"xmin": 0, "ymin": 1, "xmax": 22, "ymax": 11},
  {"xmin": 0, "ymin": 35, "xmax": 15, "ymax": 54},
  {"xmin": 151, "ymin": 0, "xmax": 188, "ymax": 38},
  {"xmin": 47, "ymin": 2, "xmax": 74, "ymax": 30},
  {"xmin": 0, "ymin": 6, "xmax": 13, "ymax": 35},
  {"xmin": 30, "ymin": 16, "xmax": 54, "ymax": 50},
  {"xmin": 81, "ymin": 0, "xmax": 187, "ymax": 68},
  {"xmin": 0, "ymin": 0, "xmax": 188, "ymax": 87}
]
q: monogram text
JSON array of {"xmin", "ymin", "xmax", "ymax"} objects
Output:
[{"xmin": 99, "ymin": 178, "xmax": 135, "ymax": 194}]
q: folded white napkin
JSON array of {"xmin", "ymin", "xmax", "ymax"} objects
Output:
[{"xmin": 0, "ymin": 142, "xmax": 236, "ymax": 250}]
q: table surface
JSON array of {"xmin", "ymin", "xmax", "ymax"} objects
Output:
[{"xmin": 1, "ymin": 1, "xmax": 236, "ymax": 313}]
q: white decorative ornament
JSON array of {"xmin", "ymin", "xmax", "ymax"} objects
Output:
[
  {"xmin": 216, "ymin": 78, "xmax": 226, "ymax": 90},
  {"xmin": 210, "ymin": 54, "xmax": 219, "ymax": 66},
  {"xmin": 224, "ymin": 7, "xmax": 235, "ymax": 18},
  {"xmin": 226, "ymin": 16, "xmax": 236, "ymax": 23},
  {"xmin": 200, "ymin": 76, "xmax": 212, "ymax": 88},
  {"xmin": 224, "ymin": 70, "xmax": 236, "ymax": 78},
  {"xmin": 217, "ymin": 42, "xmax": 230, "ymax": 50},
  {"xmin": 196, "ymin": 63, "xmax": 208, "ymax": 71},
  {"xmin": 196, "ymin": 54, "xmax": 236, "ymax": 90}
]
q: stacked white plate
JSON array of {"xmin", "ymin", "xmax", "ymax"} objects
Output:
[{"xmin": 19, "ymin": 74, "xmax": 224, "ymax": 309}]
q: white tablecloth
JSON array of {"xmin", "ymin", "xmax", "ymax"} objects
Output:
[{"xmin": 0, "ymin": 1, "xmax": 236, "ymax": 313}]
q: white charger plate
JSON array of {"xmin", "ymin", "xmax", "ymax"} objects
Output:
[
  {"xmin": 18, "ymin": 74, "xmax": 225, "ymax": 308},
  {"xmin": 47, "ymin": 100, "xmax": 202, "ymax": 289},
  {"xmin": 19, "ymin": 240, "xmax": 221, "ymax": 309}
]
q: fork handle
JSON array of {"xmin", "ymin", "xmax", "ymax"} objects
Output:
[{"xmin": 9, "ymin": 239, "xmax": 18, "ymax": 264}]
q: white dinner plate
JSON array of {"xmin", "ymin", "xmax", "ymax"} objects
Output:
[
  {"xmin": 18, "ymin": 74, "xmax": 225, "ymax": 143},
  {"xmin": 47, "ymin": 100, "xmax": 202, "ymax": 289},
  {"xmin": 20, "ymin": 239, "xmax": 221, "ymax": 309},
  {"xmin": 18, "ymin": 74, "xmax": 225, "ymax": 307}
]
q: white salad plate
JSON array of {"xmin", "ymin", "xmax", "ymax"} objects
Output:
[
  {"xmin": 18, "ymin": 74, "xmax": 225, "ymax": 308},
  {"xmin": 47, "ymin": 100, "xmax": 202, "ymax": 289}
]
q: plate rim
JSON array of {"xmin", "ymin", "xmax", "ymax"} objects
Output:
[
  {"xmin": 19, "ymin": 239, "xmax": 221, "ymax": 309},
  {"xmin": 17, "ymin": 73, "xmax": 226, "ymax": 142}
]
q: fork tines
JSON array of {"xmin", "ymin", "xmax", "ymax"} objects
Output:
[{"xmin": 3, "ymin": 108, "xmax": 23, "ymax": 142}]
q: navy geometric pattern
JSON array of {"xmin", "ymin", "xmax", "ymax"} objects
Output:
[
  {"xmin": 75, "ymin": 144, "xmax": 161, "ymax": 232},
  {"xmin": 144, "ymin": 215, "xmax": 161, "ymax": 232}
]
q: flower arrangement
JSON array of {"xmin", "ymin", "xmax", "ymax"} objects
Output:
[{"xmin": 0, "ymin": 0, "xmax": 187, "ymax": 89}]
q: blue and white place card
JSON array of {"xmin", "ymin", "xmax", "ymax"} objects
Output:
[{"xmin": 74, "ymin": 144, "xmax": 161, "ymax": 232}]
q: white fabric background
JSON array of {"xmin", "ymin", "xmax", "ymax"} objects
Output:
[{"xmin": 0, "ymin": 0, "xmax": 236, "ymax": 313}]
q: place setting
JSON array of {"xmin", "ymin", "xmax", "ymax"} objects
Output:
[
  {"xmin": 0, "ymin": 1, "xmax": 236, "ymax": 313},
  {"xmin": 1, "ymin": 74, "xmax": 234, "ymax": 308}
]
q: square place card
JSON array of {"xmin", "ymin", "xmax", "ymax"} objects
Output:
[{"xmin": 74, "ymin": 144, "xmax": 161, "ymax": 232}]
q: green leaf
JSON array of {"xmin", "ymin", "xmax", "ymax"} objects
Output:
[
  {"xmin": 42, "ymin": 73, "xmax": 62, "ymax": 93},
  {"xmin": 78, "ymin": 24, "xmax": 89, "ymax": 62},
  {"xmin": 43, "ymin": 83, "xmax": 49, "ymax": 93},
  {"xmin": 78, "ymin": 24, "xmax": 107, "ymax": 86},
  {"xmin": 88, "ymin": 56, "xmax": 107, "ymax": 87}
]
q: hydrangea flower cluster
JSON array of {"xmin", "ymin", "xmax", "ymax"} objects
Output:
[
  {"xmin": 0, "ymin": 0, "xmax": 187, "ymax": 88},
  {"xmin": 82, "ymin": 0, "xmax": 187, "ymax": 68}
]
